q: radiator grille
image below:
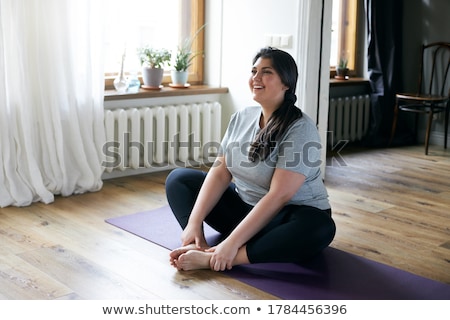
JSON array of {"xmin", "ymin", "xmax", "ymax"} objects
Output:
[
  {"xmin": 103, "ymin": 102, "xmax": 221, "ymax": 173},
  {"xmin": 328, "ymin": 94, "xmax": 370, "ymax": 144}
]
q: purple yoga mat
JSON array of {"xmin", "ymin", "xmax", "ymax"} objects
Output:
[{"xmin": 106, "ymin": 206, "xmax": 450, "ymax": 300}]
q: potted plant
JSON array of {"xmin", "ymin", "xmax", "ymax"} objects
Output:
[
  {"xmin": 335, "ymin": 57, "xmax": 349, "ymax": 80},
  {"xmin": 170, "ymin": 25, "xmax": 205, "ymax": 87},
  {"xmin": 137, "ymin": 46, "xmax": 171, "ymax": 89},
  {"xmin": 170, "ymin": 47, "xmax": 194, "ymax": 87}
]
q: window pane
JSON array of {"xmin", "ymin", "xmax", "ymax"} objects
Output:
[
  {"xmin": 330, "ymin": 0, "xmax": 358, "ymax": 71},
  {"xmin": 104, "ymin": 0, "xmax": 190, "ymax": 74},
  {"xmin": 330, "ymin": 0, "xmax": 340, "ymax": 66}
]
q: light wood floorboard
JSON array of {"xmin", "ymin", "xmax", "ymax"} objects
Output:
[{"xmin": 0, "ymin": 145, "xmax": 449, "ymax": 299}]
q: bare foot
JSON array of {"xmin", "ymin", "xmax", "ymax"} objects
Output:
[
  {"xmin": 169, "ymin": 243, "xmax": 207, "ymax": 268},
  {"xmin": 175, "ymin": 250, "xmax": 213, "ymax": 271}
]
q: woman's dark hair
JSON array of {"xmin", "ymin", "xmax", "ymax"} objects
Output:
[{"xmin": 248, "ymin": 47, "xmax": 303, "ymax": 162}]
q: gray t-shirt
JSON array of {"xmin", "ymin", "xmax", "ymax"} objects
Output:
[{"xmin": 219, "ymin": 106, "xmax": 330, "ymax": 210}]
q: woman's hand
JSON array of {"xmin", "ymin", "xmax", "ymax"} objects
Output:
[
  {"xmin": 179, "ymin": 155, "xmax": 232, "ymax": 250},
  {"xmin": 181, "ymin": 222, "xmax": 209, "ymax": 249},
  {"xmin": 206, "ymin": 240, "xmax": 239, "ymax": 271}
]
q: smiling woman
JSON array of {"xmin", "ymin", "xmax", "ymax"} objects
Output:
[
  {"xmin": 104, "ymin": 0, "xmax": 205, "ymax": 87},
  {"xmin": 165, "ymin": 47, "xmax": 335, "ymax": 272}
]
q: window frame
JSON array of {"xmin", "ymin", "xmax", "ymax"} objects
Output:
[
  {"xmin": 330, "ymin": 0, "xmax": 364, "ymax": 78},
  {"xmin": 104, "ymin": 0, "xmax": 205, "ymax": 90}
]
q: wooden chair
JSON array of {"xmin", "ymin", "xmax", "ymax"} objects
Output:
[{"xmin": 390, "ymin": 42, "xmax": 450, "ymax": 155}]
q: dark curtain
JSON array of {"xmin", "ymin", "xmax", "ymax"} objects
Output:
[{"xmin": 363, "ymin": 0, "xmax": 412, "ymax": 147}]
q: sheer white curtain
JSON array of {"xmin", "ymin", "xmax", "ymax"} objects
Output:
[{"xmin": 0, "ymin": 0, "xmax": 105, "ymax": 207}]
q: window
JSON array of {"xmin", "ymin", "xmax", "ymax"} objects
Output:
[
  {"xmin": 104, "ymin": 0, "xmax": 205, "ymax": 89},
  {"xmin": 330, "ymin": 0, "xmax": 363, "ymax": 76}
]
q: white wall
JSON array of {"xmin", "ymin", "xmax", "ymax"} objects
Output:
[{"xmin": 205, "ymin": 0, "xmax": 301, "ymax": 131}]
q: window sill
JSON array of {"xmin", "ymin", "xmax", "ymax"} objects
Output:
[
  {"xmin": 104, "ymin": 85, "xmax": 228, "ymax": 102},
  {"xmin": 329, "ymin": 77, "xmax": 370, "ymax": 87}
]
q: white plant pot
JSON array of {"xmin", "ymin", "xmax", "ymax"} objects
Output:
[{"xmin": 170, "ymin": 70, "xmax": 189, "ymax": 86}]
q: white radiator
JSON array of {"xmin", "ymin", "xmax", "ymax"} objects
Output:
[
  {"xmin": 328, "ymin": 94, "xmax": 370, "ymax": 144},
  {"xmin": 103, "ymin": 102, "xmax": 221, "ymax": 174}
]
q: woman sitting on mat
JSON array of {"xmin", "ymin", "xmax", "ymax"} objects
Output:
[{"xmin": 165, "ymin": 47, "xmax": 336, "ymax": 271}]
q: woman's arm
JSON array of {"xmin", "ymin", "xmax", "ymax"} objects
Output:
[
  {"xmin": 181, "ymin": 156, "xmax": 232, "ymax": 247},
  {"xmin": 209, "ymin": 167, "xmax": 306, "ymax": 270}
]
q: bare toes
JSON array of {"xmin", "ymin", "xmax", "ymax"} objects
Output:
[{"xmin": 169, "ymin": 243, "xmax": 205, "ymax": 260}]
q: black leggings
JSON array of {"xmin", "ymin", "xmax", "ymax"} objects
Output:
[{"xmin": 165, "ymin": 167, "xmax": 336, "ymax": 264}]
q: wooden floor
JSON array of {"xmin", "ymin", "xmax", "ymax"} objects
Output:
[{"xmin": 0, "ymin": 145, "xmax": 449, "ymax": 299}]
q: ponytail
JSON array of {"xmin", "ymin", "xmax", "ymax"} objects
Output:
[{"xmin": 248, "ymin": 91, "xmax": 302, "ymax": 161}]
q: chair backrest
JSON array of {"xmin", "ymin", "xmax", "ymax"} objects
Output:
[{"xmin": 418, "ymin": 42, "xmax": 450, "ymax": 97}]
